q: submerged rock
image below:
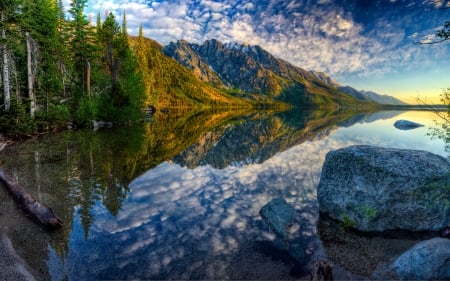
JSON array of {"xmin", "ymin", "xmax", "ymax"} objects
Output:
[
  {"xmin": 393, "ymin": 119, "xmax": 424, "ymax": 130},
  {"xmin": 0, "ymin": 232, "xmax": 36, "ymax": 281},
  {"xmin": 260, "ymin": 197, "xmax": 295, "ymax": 240},
  {"xmin": 372, "ymin": 238, "xmax": 450, "ymax": 280},
  {"xmin": 317, "ymin": 145, "xmax": 450, "ymax": 232}
]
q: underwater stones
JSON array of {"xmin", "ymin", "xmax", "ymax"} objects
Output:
[
  {"xmin": 393, "ymin": 119, "xmax": 424, "ymax": 130},
  {"xmin": 373, "ymin": 238, "xmax": 450, "ymax": 280},
  {"xmin": 317, "ymin": 145, "xmax": 450, "ymax": 232},
  {"xmin": 0, "ymin": 232, "xmax": 36, "ymax": 281},
  {"xmin": 260, "ymin": 197, "xmax": 295, "ymax": 240}
]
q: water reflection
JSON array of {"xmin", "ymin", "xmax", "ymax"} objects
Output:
[{"xmin": 0, "ymin": 109, "xmax": 446, "ymax": 280}]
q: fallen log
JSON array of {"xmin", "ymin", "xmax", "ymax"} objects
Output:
[{"xmin": 0, "ymin": 170, "xmax": 63, "ymax": 230}]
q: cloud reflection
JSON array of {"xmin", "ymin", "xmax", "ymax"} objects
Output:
[
  {"xmin": 60, "ymin": 136, "xmax": 347, "ymax": 280},
  {"xmin": 55, "ymin": 110, "xmax": 447, "ymax": 280}
]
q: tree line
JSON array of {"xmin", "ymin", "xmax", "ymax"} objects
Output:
[{"xmin": 0, "ymin": 0, "xmax": 145, "ymax": 137}]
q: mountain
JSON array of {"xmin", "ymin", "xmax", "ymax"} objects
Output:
[
  {"xmin": 128, "ymin": 37, "xmax": 250, "ymax": 108},
  {"xmin": 309, "ymin": 73, "xmax": 407, "ymax": 105},
  {"xmin": 337, "ymin": 86, "xmax": 407, "ymax": 105},
  {"xmin": 163, "ymin": 39, "xmax": 363, "ymax": 107},
  {"xmin": 163, "ymin": 39, "xmax": 407, "ymax": 107},
  {"xmin": 308, "ymin": 71, "xmax": 340, "ymax": 88},
  {"xmin": 359, "ymin": 90, "xmax": 408, "ymax": 105}
]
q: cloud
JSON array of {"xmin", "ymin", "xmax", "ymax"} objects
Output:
[{"xmin": 80, "ymin": 0, "xmax": 450, "ymax": 87}]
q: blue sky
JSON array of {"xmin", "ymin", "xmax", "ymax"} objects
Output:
[{"xmin": 65, "ymin": 0, "xmax": 450, "ymax": 103}]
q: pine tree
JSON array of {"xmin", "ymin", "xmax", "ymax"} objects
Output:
[
  {"xmin": 68, "ymin": 0, "xmax": 96, "ymax": 96},
  {"xmin": 98, "ymin": 13, "xmax": 124, "ymax": 101},
  {"xmin": 133, "ymin": 24, "xmax": 154, "ymax": 106}
]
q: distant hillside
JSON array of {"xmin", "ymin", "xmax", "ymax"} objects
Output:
[
  {"xmin": 309, "ymin": 73, "xmax": 407, "ymax": 105},
  {"xmin": 163, "ymin": 39, "xmax": 363, "ymax": 107}
]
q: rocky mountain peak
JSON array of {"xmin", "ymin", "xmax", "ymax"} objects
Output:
[
  {"xmin": 163, "ymin": 39, "xmax": 405, "ymax": 106},
  {"xmin": 308, "ymin": 71, "xmax": 341, "ymax": 88}
]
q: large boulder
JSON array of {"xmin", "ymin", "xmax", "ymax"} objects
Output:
[
  {"xmin": 372, "ymin": 238, "xmax": 450, "ymax": 280},
  {"xmin": 393, "ymin": 119, "xmax": 424, "ymax": 130},
  {"xmin": 317, "ymin": 145, "xmax": 450, "ymax": 232}
]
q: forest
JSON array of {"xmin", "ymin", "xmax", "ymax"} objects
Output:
[{"xmin": 0, "ymin": 0, "xmax": 150, "ymax": 137}]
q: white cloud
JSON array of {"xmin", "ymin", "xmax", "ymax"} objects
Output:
[{"xmin": 78, "ymin": 0, "xmax": 450, "ymax": 84}]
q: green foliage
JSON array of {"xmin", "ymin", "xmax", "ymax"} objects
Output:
[
  {"xmin": 34, "ymin": 104, "xmax": 71, "ymax": 130},
  {"xmin": 0, "ymin": 103, "xmax": 37, "ymax": 138},
  {"xmin": 341, "ymin": 215, "xmax": 357, "ymax": 229},
  {"xmin": 359, "ymin": 205, "xmax": 378, "ymax": 220},
  {"xmin": 74, "ymin": 96, "xmax": 99, "ymax": 126},
  {"xmin": 437, "ymin": 21, "xmax": 450, "ymax": 41},
  {"xmin": 427, "ymin": 89, "xmax": 450, "ymax": 158}
]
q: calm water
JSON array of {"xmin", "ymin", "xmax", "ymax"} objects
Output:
[{"xmin": 0, "ymin": 109, "xmax": 447, "ymax": 280}]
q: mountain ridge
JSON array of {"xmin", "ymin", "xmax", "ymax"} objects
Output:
[
  {"xmin": 164, "ymin": 39, "xmax": 363, "ymax": 107},
  {"xmin": 163, "ymin": 39, "xmax": 406, "ymax": 106}
]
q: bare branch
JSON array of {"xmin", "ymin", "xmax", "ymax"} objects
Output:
[{"xmin": 416, "ymin": 96, "xmax": 450, "ymax": 123}]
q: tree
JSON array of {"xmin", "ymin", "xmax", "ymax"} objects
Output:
[
  {"xmin": 437, "ymin": 21, "xmax": 450, "ymax": 42},
  {"xmin": 21, "ymin": 0, "xmax": 72, "ymax": 120},
  {"xmin": 0, "ymin": 0, "xmax": 16, "ymax": 112},
  {"xmin": 68, "ymin": 0, "xmax": 96, "ymax": 96},
  {"xmin": 97, "ymin": 12, "xmax": 131, "ymax": 106},
  {"xmin": 427, "ymin": 89, "xmax": 450, "ymax": 157},
  {"xmin": 98, "ymin": 13, "xmax": 121, "ymax": 87},
  {"xmin": 133, "ymin": 24, "xmax": 155, "ymax": 106}
]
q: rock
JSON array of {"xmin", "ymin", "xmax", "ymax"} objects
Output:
[
  {"xmin": 393, "ymin": 119, "xmax": 424, "ymax": 130},
  {"xmin": 0, "ymin": 142, "xmax": 7, "ymax": 152},
  {"xmin": 0, "ymin": 232, "xmax": 37, "ymax": 281},
  {"xmin": 260, "ymin": 197, "xmax": 295, "ymax": 240},
  {"xmin": 372, "ymin": 238, "xmax": 450, "ymax": 280},
  {"xmin": 91, "ymin": 120, "xmax": 113, "ymax": 130},
  {"xmin": 441, "ymin": 227, "xmax": 450, "ymax": 239},
  {"xmin": 317, "ymin": 214, "xmax": 425, "ymax": 277},
  {"xmin": 317, "ymin": 145, "xmax": 450, "ymax": 232}
]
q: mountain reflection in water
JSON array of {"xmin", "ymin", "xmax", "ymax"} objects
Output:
[{"xmin": 0, "ymin": 109, "xmax": 446, "ymax": 280}]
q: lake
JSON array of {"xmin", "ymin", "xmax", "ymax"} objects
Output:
[{"xmin": 0, "ymin": 108, "xmax": 447, "ymax": 280}]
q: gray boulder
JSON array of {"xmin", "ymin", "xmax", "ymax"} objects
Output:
[
  {"xmin": 373, "ymin": 238, "xmax": 450, "ymax": 280},
  {"xmin": 260, "ymin": 197, "xmax": 295, "ymax": 240},
  {"xmin": 317, "ymin": 145, "xmax": 450, "ymax": 232},
  {"xmin": 393, "ymin": 119, "xmax": 424, "ymax": 130}
]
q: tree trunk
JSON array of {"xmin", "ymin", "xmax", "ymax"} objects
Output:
[
  {"xmin": 0, "ymin": 170, "xmax": 63, "ymax": 230},
  {"xmin": 85, "ymin": 60, "xmax": 91, "ymax": 97},
  {"xmin": 26, "ymin": 31, "xmax": 36, "ymax": 118},
  {"xmin": 1, "ymin": 11, "xmax": 11, "ymax": 111}
]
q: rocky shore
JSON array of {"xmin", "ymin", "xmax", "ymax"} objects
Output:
[
  {"xmin": 317, "ymin": 145, "xmax": 450, "ymax": 280},
  {"xmin": 259, "ymin": 145, "xmax": 449, "ymax": 280}
]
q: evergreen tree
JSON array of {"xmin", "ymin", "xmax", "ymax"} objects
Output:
[
  {"xmin": 96, "ymin": 12, "xmax": 144, "ymax": 120},
  {"xmin": 68, "ymin": 0, "xmax": 97, "ymax": 96},
  {"xmin": 98, "ymin": 13, "xmax": 127, "ymax": 105},
  {"xmin": 134, "ymin": 24, "xmax": 153, "ymax": 105}
]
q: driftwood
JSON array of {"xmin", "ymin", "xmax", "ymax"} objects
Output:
[{"xmin": 0, "ymin": 170, "xmax": 63, "ymax": 230}]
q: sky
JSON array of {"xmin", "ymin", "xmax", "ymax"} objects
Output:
[{"xmin": 64, "ymin": 0, "xmax": 450, "ymax": 103}]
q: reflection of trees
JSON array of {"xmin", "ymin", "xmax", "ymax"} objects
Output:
[
  {"xmin": 173, "ymin": 108, "xmax": 370, "ymax": 169},
  {"xmin": 0, "ymin": 107, "xmax": 393, "ymax": 279}
]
